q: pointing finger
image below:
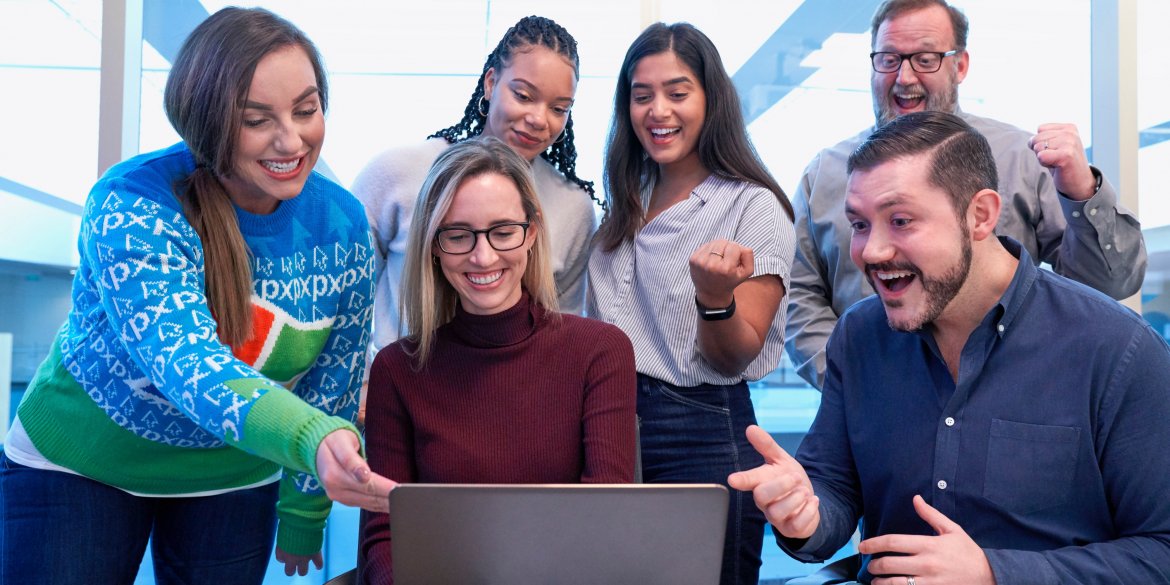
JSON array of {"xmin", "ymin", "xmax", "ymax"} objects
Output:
[
  {"xmin": 913, "ymin": 494, "xmax": 959, "ymax": 535},
  {"xmin": 745, "ymin": 424, "xmax": 790, "ymax": 464}
]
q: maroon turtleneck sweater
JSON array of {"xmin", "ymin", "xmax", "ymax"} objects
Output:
[{"xmin": 358, "ymin": 293, "xmax": 637, "ymax": 584}]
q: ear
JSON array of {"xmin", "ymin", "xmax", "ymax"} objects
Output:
[
  {"xmin": 525, "ymin": 213, "xmax": 541, "ymax": 247},
  {"xmin": 483, "ymin": 67, "xmax": 498, "ymax": 100},
  {"xmin": 967, "ymin": 188, "xmax": 1000, "ymax": 241},
  {"xmin": 954, "ymin": 50, "xmax": 970, "ymax": 84}
]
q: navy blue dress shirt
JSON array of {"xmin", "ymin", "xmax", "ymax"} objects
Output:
[{"xmin": 783, "ymin": 238, "xmax": 1170, "ymax": 584}]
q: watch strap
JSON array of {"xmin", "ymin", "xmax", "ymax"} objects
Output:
[{"xmin": 695, "ymin": 295, "xmax": 736, "ymax": 321}]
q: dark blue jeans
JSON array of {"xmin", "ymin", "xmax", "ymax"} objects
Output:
[
  {"xmin": 637, "ymin": 374, "xmax": 767, "ymax": 585},
  {"xmin": 0, "ymin": 453, "xmax": 278, "ymax": 585}
]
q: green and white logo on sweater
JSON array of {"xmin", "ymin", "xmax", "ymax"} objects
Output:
[{"xmin": 233, "ymin": 296, "xmax": 336, "ymax": 388}]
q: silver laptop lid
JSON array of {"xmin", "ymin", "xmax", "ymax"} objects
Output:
[{"xmin": 389, "ymin": 483, "xmax": 728, "ymax": 585}]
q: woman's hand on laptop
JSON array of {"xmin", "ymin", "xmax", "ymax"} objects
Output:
[
  {"xmin": 316, "ymin": 429, "xmax": 397, "ymax": 512},
  {"xmin": 727, "ymin": 425, "xmax": 821, "ymax": 539}
]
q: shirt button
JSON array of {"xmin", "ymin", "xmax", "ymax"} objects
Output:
[
  {"xmin": 1105, "ymin": 243, "xmax": 1113, "ymax": 250},
  {"xmin": 937, "ymin": 480, "xmax": 948, "ymax": 490},
  {"xmin": 1089, "ymin": 208, "xmax": 1098, "ymax": 216},
  {"xmin": 997, "ymin": 324, "xmax": 1005, "ymax": 333},
  {"xmin": 1072, "ymin": 211, "xmax": 1081, "ymax": 218},
  {"xmin": 945, "ymin": 417, "xmax": 955, "ymax": 427}
]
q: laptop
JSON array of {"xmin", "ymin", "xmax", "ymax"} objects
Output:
[{"xmin": 389, "ymin": 483, "xmax": 728, "ymax": 585}]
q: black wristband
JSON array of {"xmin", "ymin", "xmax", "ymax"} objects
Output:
[{"xmin": 695, "ymin": 295, "xmax": 735, "ymax": 321}]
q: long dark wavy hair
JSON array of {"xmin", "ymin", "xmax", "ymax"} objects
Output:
[
  {"xmin": 429, "ymin": 15, "xmax": 602, "ymax": 210},
  {"xmin": 597, "ymin": 22, "xmax": 793, "ymax": 251},
  {"xmin": 164, "ymin": 7, "xmax": 328, "ymax": 346}
]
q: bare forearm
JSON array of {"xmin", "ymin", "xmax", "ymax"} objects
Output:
[{"xmin": 697, "ymin": 316, "xmax": 767, "ymax": 376}]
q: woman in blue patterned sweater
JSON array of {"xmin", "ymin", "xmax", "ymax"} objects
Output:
[{"xmin": 0, "ymin": 7, "xmax": 394, "ymax": 584}]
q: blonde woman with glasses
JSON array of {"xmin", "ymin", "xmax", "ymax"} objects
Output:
[{"xmin": 357, "ymin": 137, "xmax": 636, "ymax": 584}]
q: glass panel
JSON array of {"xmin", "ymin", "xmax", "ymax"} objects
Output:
[
  {"xmin": 1138, "ymin": 0, "xmax": 1170, "ymax": 229},
  {"xmin": 710, "ymin": 0, "xmax": 1094, "ymax": 202},
  {"xmin": 138, "ymin": 1, "xmax": 639, "ymax": 191},
  {"xmin": 1138, "ymin": 0, "xmax": 1170, "ymax": 342},
  {"xmin": 0, "ymin": 0, "xmax": 98, "ymax": 266}
]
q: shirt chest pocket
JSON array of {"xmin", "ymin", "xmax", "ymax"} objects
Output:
[{"xmin": 982, "ymin": 419, "xmax": 1081, "ymax": 515}]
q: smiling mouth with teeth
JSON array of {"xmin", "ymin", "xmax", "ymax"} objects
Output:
[
  {"xmin": 650, "ymin": 128, "xmax": 680, "ymax": 136},
  {"xmin": 873, "ymin": 269, "xmax": 917, "ymax": 293},
  {"xmin": 261, "ymin": 158, "xmax": 302, "ymax": 174},
  {"xmin": 467, "ymin": 271, "xmax": 503, "ymax": 285}
]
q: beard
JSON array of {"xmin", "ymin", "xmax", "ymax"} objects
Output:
[
  {"xmin": 866, "ymin": 229, "xmax": 972, "ymax": 332},
  {"xmin": 872, "ymin": 71, "xmax": 960, "ymax": 127}
]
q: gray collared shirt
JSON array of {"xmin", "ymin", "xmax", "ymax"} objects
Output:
[
  {"xmin": 785, "ymin": 111, "xmax": 1147, "ymax": 389},
  {"xmin": 588, "ymin": 174, "xmax": 795, "ymax": 387}
]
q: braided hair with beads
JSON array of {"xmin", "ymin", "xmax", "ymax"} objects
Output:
[{"xmin": 429, "ymin": 15, "xmax": 603, "ymax": 210}]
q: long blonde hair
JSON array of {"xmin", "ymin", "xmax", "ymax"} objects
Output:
[
  {"xmin": 163, "ymin": 7, "xmax": 328, "ymax": 347},
  {"xmin": 400, "ymin": 137, "xmax": 558, "ymax": 365}
]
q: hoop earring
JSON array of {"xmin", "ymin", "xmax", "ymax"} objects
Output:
[
  {"xmin": 477, "ymin": 95, "xmax": 489, "ymax": 118},
  {"xmin": 554, "ymin": 130, "xmax": 566, "ymax": 145},
  {"xmin": 432, "ymin": 255, "xmax": 439, "ymax": 264}
]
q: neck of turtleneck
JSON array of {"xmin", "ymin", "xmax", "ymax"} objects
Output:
[{"xmin": 449, "ymin": 291, "xmax": 541, "ymax": 348}]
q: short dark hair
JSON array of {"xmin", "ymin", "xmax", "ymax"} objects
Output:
[
  {"xmin": 870, "ymin": 0, "xmax": 969, "ymax": 51},
  {"xmin": 847, "ymin": 111, "xmax": 997, "ymax": 217}
]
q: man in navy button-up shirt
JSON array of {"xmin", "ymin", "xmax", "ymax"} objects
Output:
[{"xmin": 731, "ymin": 111, "xmax": 1170, "ymax": 584}]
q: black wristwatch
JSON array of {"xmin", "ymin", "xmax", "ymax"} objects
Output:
[{"xmin": 695, "ymin": 295, "xmax": 736, "ymax": 321}]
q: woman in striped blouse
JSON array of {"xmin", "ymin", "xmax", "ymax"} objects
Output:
[{"xmin": 587, "ymin": 22, "xmax": 797, "ymax": 585}]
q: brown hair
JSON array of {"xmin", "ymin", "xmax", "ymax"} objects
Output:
[
  {"xmin": 163, "ymin": 7, "xmax": 328, "ymax": 346},
  {"xmin": 870, "ymin": 0, "xmax": 969, "ymax": 51}
]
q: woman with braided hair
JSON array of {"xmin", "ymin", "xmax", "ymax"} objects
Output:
[{"xmin": 352, "ymin": 16, "xmax": 600, "ymax": 386}]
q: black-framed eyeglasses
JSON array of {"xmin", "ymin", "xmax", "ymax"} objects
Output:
[
  {"xmin": 870, "ymin": 50, "xmax": 958, "ymax": 73},
  {"xmin": 434, "ymin": 222, "xmax": 530, "ymax": 254}
]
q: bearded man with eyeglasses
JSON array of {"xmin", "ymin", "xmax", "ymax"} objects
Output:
[{"xmin": 784, "ymin": 0, "xmax": 1147, "ymax": 390}]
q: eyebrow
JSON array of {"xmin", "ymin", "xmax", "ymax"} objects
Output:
[
  {"xmin": 845, "ymin": 195, "xmax": 907, "ymax": 216},
  {"xmin": 877, "ymin": 40, "xmax": 945, "ymax": 52},
  {"xmin": 440, "ymin": 217, "xmax": 527, "ymax": 227},
  {"xmin": 509, "ymin": 78, "xmax": 575, "ymax": 104},
  {"xmin": 876, "ymin": 196, "xmax": 907, "ymax": 211},
  {"xmin": 631, "ymin": 76, "xmax": 694, "ymax": 90},
  {"xmin": 244, "ymin": 87, "xmax": 319, "ymax": 111}
]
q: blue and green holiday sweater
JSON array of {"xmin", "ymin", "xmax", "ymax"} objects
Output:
[{"xmin": 17, "ymin": 142, "xmax": 374, "ymax": 555}]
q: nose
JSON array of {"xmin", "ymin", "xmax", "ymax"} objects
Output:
[
  {"xmin": 468, "ymin": 233, "xmax": 499, "ymax": 266},
  {"xmin": 858, "ymin": 228, "xmax": 894, "ymax": 266},
  {"xmin": 649, "ymin": 96, "xmax": 671, "ymax": 119},
  {"xmin": 273, "ymin": 118, "xmax": 304, "ymax": 154},
  {"xmin": 524, "ymin": 106, "xmax": 547, "ymax": 131},
  {"xmin": 896, "ymin": 58, "xmax": 920, "ymax": 86}
]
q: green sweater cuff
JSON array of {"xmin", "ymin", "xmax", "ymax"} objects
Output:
[
  {"xmin": 229, "ymin": 379, "xmax": 357, "ymax": 475},
  {"xmin": 276, "ymin": 475, "xmax": 332, "ymax": 555}
]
